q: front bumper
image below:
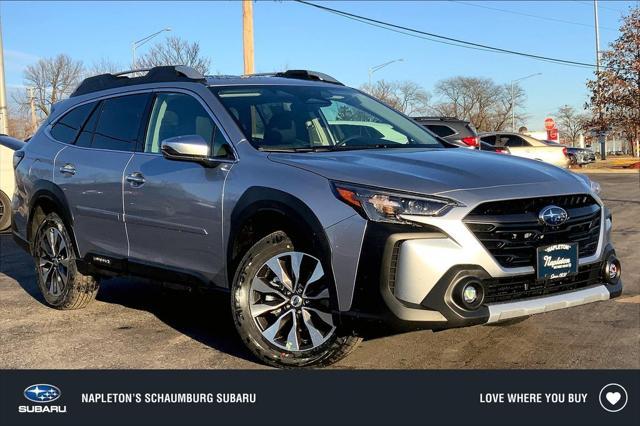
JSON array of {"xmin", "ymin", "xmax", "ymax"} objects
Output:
[{"xmin": 345, "ymin": 200, "xmax": 621, "ymax": 330}]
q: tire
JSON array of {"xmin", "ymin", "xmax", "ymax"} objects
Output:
[
  {"xmin": 0, "ymin": 190, "xmax": 10, "ymax": 232},
  {"xmin": 33, "ymin": 212, "xmax": 99, "ymax": 310},
  {"xmin": 231, "ymin": 231, "xmax": 361, "ymax": 368}
]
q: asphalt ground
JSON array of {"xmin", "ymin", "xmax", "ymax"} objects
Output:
[{"xmin": 1, "ymin": 173, "xmax": 638, "ymax": 369}]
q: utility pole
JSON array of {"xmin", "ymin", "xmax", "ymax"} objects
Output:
[
  {"xmin": 243, "ymin": 0, "xmax": 255, "ymax": 75},
  {"xmin": 28, "ymin": 88, "xmax": 37, "ymax": 134},
  {"xmin": 0, "ymin": 15, "xmax": 9, "ymax": 135},
  {"xmin": 594, "ymin": 0, "xmax": 606, "ymax": 160}
]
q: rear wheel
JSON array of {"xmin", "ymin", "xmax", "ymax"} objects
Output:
[
  {"xmin": 231, "ymin": 231, "xmax": 361, "ymax": 368},
  {"xmin": 33, "ymin": 212, "xmax": 99, "ymax": 309},
  {"xmin": 0, "ymin": 190, "xmax": 11, "ymax": 232}
]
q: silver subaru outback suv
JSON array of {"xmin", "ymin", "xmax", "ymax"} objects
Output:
[{"xmin": 10, "ymin": 66, "xmax": 622, "ymax": 368}]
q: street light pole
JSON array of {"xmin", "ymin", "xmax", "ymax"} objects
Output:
[
  {"xmin": 131, "ymin": 28, "xmax": 172, "ymax": 69},
  {"xmin": 368, "ymin": 58, "xmax": 404, "ymax": 86},
  {"xmin": 510, "ymin": 72, "xmax": 542, "ymax": 132}
]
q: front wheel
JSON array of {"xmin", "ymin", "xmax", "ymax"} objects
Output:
[{"xmin": 231, "ymin": 231, "xmax": 361, "ymax": 368}]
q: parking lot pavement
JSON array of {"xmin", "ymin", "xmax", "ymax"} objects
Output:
[{"xmin": 1, "ymin": 173, "xmax": 638, "ymax": 369}]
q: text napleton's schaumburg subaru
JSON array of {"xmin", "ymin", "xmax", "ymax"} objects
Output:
[{"xmin": 9, "ymin": 67, "xmax": 622, "ymax": 368}]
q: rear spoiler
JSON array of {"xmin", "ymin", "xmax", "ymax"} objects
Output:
[{"xmin": 0, "ymin": 134, "xmax": 26, "ymax": 151}]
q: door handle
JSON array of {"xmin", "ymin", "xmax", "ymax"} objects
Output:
[
  {"xmin": 59, "ymin": 163, "xmax": 76, "ymax": 176},
  {"xmin": 126, "ymin": 172, "xmax": 146, "ymax": 186}
]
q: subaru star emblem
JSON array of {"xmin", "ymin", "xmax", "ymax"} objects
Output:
[
  {"xmin": 24, "ymin": 384, "xmax": 61, "ymax": 403},
  {"xmin": 539, "ymin": 205, "xmax": 569, "ymax": 226}
]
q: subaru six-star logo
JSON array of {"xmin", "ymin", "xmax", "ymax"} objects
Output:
[
  {"xmin": 538, "ymin": 205, "xmax": 568, "ymax": 226},
  {"xmin": 24, "ymin": 384, "xmax": 61, "ymax": 403}
]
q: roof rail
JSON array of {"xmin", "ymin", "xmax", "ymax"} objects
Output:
[
  {"xmin": 70, "ymin": 65, "xmax": 206, "ymax": 97},
  {"xmin": 245, "ymin": 70, "xmax": 343, "ymax": 85},
  {"xmin": 412, "ymin": 116, "xmax": 461, "ymax": 121}
]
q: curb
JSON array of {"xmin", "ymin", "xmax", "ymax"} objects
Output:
[{"xmin": 573, "ymin": 168, "xmax": 639, "ymax": 174}]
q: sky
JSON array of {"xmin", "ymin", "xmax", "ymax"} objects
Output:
[{"xmin": 1, "ymin": 0, "xmax": 637, "ymax": 129}]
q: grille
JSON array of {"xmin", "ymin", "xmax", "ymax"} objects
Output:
[
  {"xmin": 464, "ymin": 194, "xmax": 601, "ymax": 268},
  {"xmin": 483, "ymin": 262, "xmax": 603, "ymax": 303}
]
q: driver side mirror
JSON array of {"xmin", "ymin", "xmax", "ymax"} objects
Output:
[{"xmin": 161, "ymin": 135, "xmax": 210, "ymax": 163}]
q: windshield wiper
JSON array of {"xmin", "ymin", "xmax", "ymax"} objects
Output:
[{"xmin": 258, "ymin": 146, "xmax": 334, "ymax": 153}]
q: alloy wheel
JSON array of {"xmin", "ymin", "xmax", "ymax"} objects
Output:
[
  {"xmin": 249, "ymin": 251, "xmax": 335, "ymax": 352},
  {"xmin": 36, "ymin": 226, "xmax": 70, "ymax": 297}
]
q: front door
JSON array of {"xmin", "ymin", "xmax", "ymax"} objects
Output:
[{"xmin": 123, "ymin": 91, "xmax": 234, "ymax": 283}]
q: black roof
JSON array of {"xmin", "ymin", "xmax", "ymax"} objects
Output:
[{"xmin": 71, "ymin": 66, "xmax": 343, "ymax": 98}]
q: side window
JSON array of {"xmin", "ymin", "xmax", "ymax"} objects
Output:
[
  {"xmin": 75, "ymin": 102, "xmax": 102, "ymax": 148},
  {"xmin": 425, "ymin": 124, "xmax": 455, "ymax": 137},
  {"xmin": 145, "ymin": 93, "xmax": 230, "ymax": 158},
  {"xmin": 50, "ymin": 102, "xmax": 96, "ymax": 144},
  {"xmin": 504, "ymin": 136, "xmax": 525, "ymax": 147},
  {"xmin": 92, "ymin": 94, "xmax": 148, "ymax": 151},
  {"xmin": 481, "ymin": 135, "xmax": 496, "ymax": 145}
]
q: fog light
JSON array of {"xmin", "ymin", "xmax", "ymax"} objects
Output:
[
  {"xmin": 463, "ymin": 285, "xmax": 478, "ymax": 304},
  {"xmin": 604, "ymin": 255, "xmax": 621, "ymax": 284},
  {"xmin": 455, "ymin": 280, "xmax": 484, "ymax": 310}
]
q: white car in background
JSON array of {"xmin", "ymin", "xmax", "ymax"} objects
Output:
[{"xmin": 479, "ymin": 132, "xmax": 570, "ymax": 168}]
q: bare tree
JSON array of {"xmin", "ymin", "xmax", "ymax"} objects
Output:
[
  {"xmin": 7, "ymin": 106, "xmax": 32, "ymax": 140},
  {"xmin": 430, "ymin": 76, "xmax": 526, "ymax": 132},
  {"xmin": 88, "ymin": 57, "xmax": 122, "ymax": 76},
  {"xmin": 556, "ymin": 105, "xmax": 589, "ymax": 146},
  {"xmin": 16, "ymin": 54, "xmax": 84, "ymax": 117},
  {"xmin": 136, "ymin": 36, "xmax": 211, "ymax": 75},
  {"xmin": 360, "ymin": 80, "xmax": 430, "ymax": 116}
]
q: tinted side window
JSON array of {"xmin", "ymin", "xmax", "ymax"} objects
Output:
[
  {"xmin": 92, "ymin": 94, "xmax": 148, "ymax": 151},
  {"xmin": 145, "ymin": 93, "xmax": 218, "ymax": 155},
  {"xmin": 481, "ymin": 135, "xmax": 496, "ymax": 145},
  {"xmin": 50, "ymin": 102, "xmax": 96, "ymax": 144},
  {"xmin": 504, "ymin": 136, "xmax": 525, "ymax": 147},
  {"xmin": 75, "ymin": 102, "xmax": 102, "ymax": 148},
  {"xmin": 426, "ymin": 124, "xmax": 456, "ymax": 137}
]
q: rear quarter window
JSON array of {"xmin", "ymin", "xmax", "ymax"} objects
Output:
[
  {"xmin": 425, "ymin": 124, "xmax": 456, "ymax": 137},
  {"xmin": 50, "ymin": 102, "xmax": 96, "ymax": 144}
]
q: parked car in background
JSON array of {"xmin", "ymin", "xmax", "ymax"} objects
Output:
[
  {"xmin": 0, "ymin": 134, "xmax": 25, "ymax": 231},
  {"xmin": 479, "ymin": 132, "xmax": 570, "ymax": 168},
  {"xmin": 541, "ymin": 141, "xmax": 595, "ymax": 166},
  {"xmin": 479, "ymin": 140, "xmax": 510, "ymax": 154},
  {"xmin": 412, "ymin": 116, "xmax": 479, "ymax": 149}
]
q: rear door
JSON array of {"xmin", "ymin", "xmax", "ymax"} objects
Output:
[
  {"xmin": 53, "ymin": 93, "xmax": 150, "ymax": 259},
  {"xmin": 123, "ymin": 91, "xmax": 234, "ymax": 282}
]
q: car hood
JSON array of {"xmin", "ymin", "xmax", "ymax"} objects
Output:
[{"xmin": 268, "ymin": 148, "xmax": 590, "ymax": 203}]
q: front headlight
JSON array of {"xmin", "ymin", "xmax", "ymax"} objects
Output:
[
  {"xmin": 590, "ymin": 180, "xmax": 601, "ymax": 195},
  {"xmin": 332, "ymin": 182, "xmax": 462, "ymax": 223}
]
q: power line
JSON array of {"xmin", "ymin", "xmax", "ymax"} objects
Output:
[
  {"xmin": 449, "ymin": 1, "xmax": 617, "ymax": 31},
  {"xmin": 295, "ymin": 1, "xmax": 601, "ymax": 69},
  {"xmin": 574, "ymin": 0, "xmax": 631, "ymax": 14}
]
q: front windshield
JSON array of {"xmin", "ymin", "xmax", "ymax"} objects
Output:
[{"xmin": 210, "ymin": 85, "xmax": 443, "ymax": 151}]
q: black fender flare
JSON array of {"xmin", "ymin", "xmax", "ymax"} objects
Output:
[
  {"xmin": 27, "ymin": 180, "xmax": 77, "ymax": 252},
  {"xmin": 228, "ymin": 187, "xmax": 336, "ymax": 304}
]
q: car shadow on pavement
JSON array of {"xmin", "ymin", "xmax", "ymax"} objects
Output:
[
  {"xmin": 95, "ymin": 278, "xmax": 258, "ymax": 364},
  {"xmin": 0, "ymin": 234, "xmax": 256, "ymax": 364}
]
